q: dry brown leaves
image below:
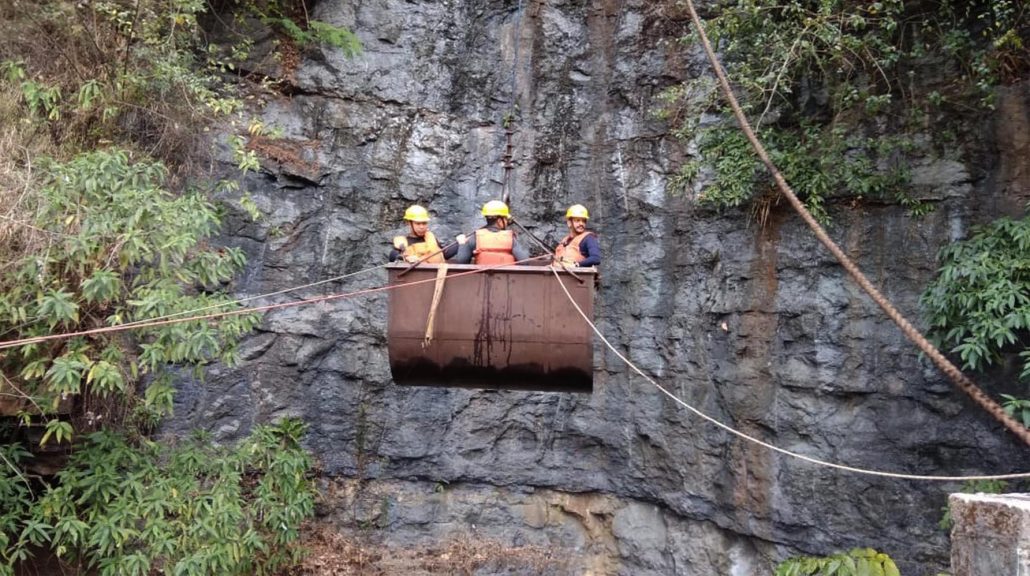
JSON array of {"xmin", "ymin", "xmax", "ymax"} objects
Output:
[{"xmin": 289, "ymin": 523, "xmax": 572, "ymax": 576}]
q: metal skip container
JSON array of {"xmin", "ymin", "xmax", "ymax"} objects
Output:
[{"xmin": 386, "ymin": 263, "xmax": 596, "ymax": 392}]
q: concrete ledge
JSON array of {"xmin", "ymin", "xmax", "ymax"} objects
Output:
[{"xmin": 950, "ymin": 493, "xmax": 1030, "ymax": 576}]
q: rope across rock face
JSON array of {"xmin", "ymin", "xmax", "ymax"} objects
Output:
[
  {"xmin": 549, "ymin": 268, "xmax": 1030, "ymax": 482},
  {"xmin": 0, "ymin": 258, "xmax": 546, "ymax": 351},
  {"xmin": 680, "ymin": 0, "xmax": 1030, "ymax": 447}
]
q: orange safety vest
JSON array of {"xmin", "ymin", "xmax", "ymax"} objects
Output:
[
  {"xmin": 554, "ymin": 231, "xmax": 593, "ymax": 265},
  {"xmin": 401, "ymin": 231, "xmax": 444, "ymax": 263},
  {"xmin": 473, "ymin": 229, "xmax": 515, "ymax": 265}
]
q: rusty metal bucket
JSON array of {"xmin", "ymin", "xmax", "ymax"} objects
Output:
[{"xmin": 386, "ymin": 263, "xmax": 596, "ymax": 392}]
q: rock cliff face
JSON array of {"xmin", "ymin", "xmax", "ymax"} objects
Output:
[{"xmin": 166, "ymin": 1, "xmax": 1030, "ymax": 574}]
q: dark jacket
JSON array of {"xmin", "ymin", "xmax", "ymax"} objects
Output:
[
  {"xmin": 559, "ymin": 232, "xmax": 601, "ymax": 267},
  {"xmin": 388, "ymin": 233, "xmax": 460, "ymax": 262}
]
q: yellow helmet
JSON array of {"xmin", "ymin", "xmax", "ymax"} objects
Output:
[
  {"xmin": 565, "ymin": 204, "xmax": 590, "ymax": 220},
  {"xmin": 403, "ymin": 204, "xmax": 430, "ymax": 223},
  {"xmin": 481, "ymin": 200, "xmax": 511, "ymax": 218}
]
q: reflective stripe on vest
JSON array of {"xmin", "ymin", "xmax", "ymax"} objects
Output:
[
  {"xmin": 554, "ymin": 231, "xmax": 591, "ymax": 265},
  {"xmin": 473, "ymin": 229, "xmax": 515, "ymax": 265},
  {"xmin": 403, "ymin": 231, "xmax": 444, "ymax": 263}
]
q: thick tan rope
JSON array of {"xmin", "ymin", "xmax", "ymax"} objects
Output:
[
  {"xmin": 551, "ymin": 268, "xmax": 1030, "ymax": 481},
  {"xmin": 681, "ymin": 0, "xmax": 1030, "ymax": 446},
  {"xmin": 423, "ymin": 264, "xmax": 448, "ymax": 348}
]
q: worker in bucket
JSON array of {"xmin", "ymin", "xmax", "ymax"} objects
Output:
[
  {"xmin": 389, "ymin": 204, "xmax": 466, "ymax": 263},
  {"xmin": 553, "ymin": 204, "xmax": 600, "ymax": 267},
  {"xmin": 454, "ymin": 200, "xmax": 530, "ymax": 265}
]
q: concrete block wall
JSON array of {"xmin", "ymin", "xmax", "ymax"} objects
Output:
[{"xmin": 950, "ymin": 493, "xmax": 1030, "ymax": 576}]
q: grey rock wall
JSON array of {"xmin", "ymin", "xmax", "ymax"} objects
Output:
[{"xmin": 166, "ymin": 1, "xmax": 1030, "ymax": 574}]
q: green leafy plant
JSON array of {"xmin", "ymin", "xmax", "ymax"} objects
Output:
[
  {"xmin": 0, "ymin": 114, "xmax": 316, "ymax": 576},
  {"xmin": 220, "ymin": 0, "xmax": 362, "ymax": 55},
  {"xmin": 685, "ymin": 122, "xmax": 912, "ymax": 221},
  {"xmin": 775, "ymin": 548, "xmax": 900, "ymax": 576},
  {"xmin": 920, "ymin": 211, "xmax": 1030, "ymax": 382},
  {"xmin": 663, "ymin": 0, "xmax": 1026, "ymax": 217},
  {"xmin": 1000, "ymin": 395, "xmax": 1030, "ymax": 427},
  {"xmin": 0, "ymin": 445, "xmax": 35, "ymax": 570},
  {"xmin": 0, "ymin": 150, "xmax": 259, "ymax": 434},
  {"xmin": 1, "ymin": 1, "xmax": 244, "ymax": 160},
  {"xmin": 1, "ymin": 0, "xmax": 360, "ymax": 164},
  {"xmin": 921, "ymin": 208, "xmax": 1030, "ymax": 431},
  {"xmin": 0, "ymin": 2, "xmax": 353, "ymax": 573},
  {"xmin": 1, "ymin": 419, "xmax": 314, "ymax": 576},
  {"xmin": 0, "ymin": 150, "xmax": 277, "ymax": 574}
]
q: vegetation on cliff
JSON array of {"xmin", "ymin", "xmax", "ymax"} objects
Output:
[
  {"xmin": 661, "ymin": 0, "xmax": 1029, "ymax": 426},
  {"xmin": 662, "ymin": 0, "xmax": 1026, "ymax": 220},
  {"xmin": 0, "ymin": 1, "xmax": 356, "ymax": 573},
  {"xmin": 775, "ymin": 547, "xmax": 901, "ymax": 576},
  {"xmin": 922, "ymin": 209, "xmax": 1030, "ymax": 423}
]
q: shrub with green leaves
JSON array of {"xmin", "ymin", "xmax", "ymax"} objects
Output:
[
  {"xmin": 921, "ymin": 213, "xmax": 1030, "ymax": 381},
  {"xmin": 662, "ymin": 0, "xmax": 1026, "ymax": 216},
  {"xmin": 0, "ymin": 2, "xmax": 349, "ymax": 573},
  {"xmin": 233, "ymin": 0, "xmax": 362, "ymax": 55},
  {"xmin": 1, "ymin": 419, "xmax": 314, "ymax": 576},
  {"xmin": 0, "ymin": 145, "xmax": 316, "ymax": 576},
  {"xmin": 0, "ymin": 445, "xmax": 34, "ymax": 568},
  {"xmin": 1, "ymin": 0, "xmax": 244, "ymax": 159},
  {"xmin": 775, "ymin": 548, "xmax": 900, "ymax": 576},
  {"xmin": 0, "ymin": 149, "xmax": 259, "ymax": 434},
  {"xmin": 0, "ymin": 153, "xmax": 311, "ymax": 574},
  {"xmin": 0, "ymin": 0, "xmax": 360, "ymax": 162},
  {"xmin": 921, "ymin": 210, "xmax": 1030, "ymax": 427},
  {"xmin": 682, "ymin": 123, "xmax": 912, "ymax": 222},
  {"xmin": 1000, "ymin": 394, "xmax": 1030, "ymax": 428}
]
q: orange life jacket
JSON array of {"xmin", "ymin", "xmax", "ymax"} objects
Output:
[
  {"xmin": 554, "ymin": 231, "xmax": 592, "ymax": 265},
  {"xmin": 473, "ymin": 229, "xmax": 515, "ymax": 265},
  {"xmin": 401, "ymin": 231, "xmax": 444, "ymax": 263}
]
